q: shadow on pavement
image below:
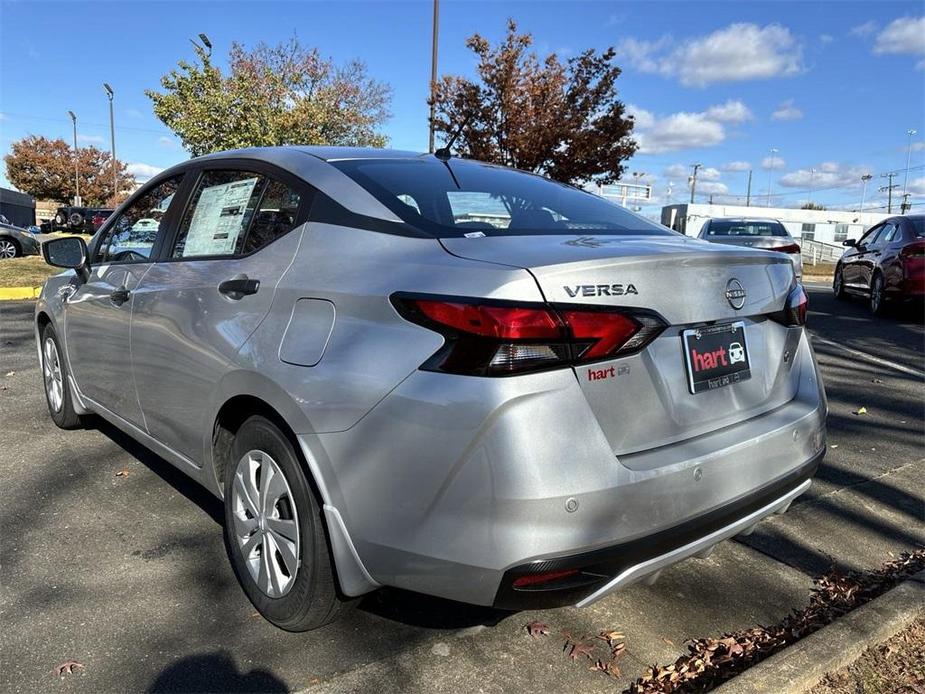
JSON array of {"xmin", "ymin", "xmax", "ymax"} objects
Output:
[{"xmin": 147, "ymin": 651, "xmax": 286, "ymax": 693}]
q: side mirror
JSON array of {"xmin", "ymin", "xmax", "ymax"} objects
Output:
[
  {"xmin": 43, "ymin": 236, "xmax": 90, "ymax": 282},
  {"xmin": 842, "ymin": 239, "xmax": 857, "ymax": 247}
]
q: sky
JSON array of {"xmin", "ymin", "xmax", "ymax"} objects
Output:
[{"xmin": 1, "ymin": 0, "xmax": 924, "ymax": 216}]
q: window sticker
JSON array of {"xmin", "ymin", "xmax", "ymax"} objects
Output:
[{"xmin": 182, "ymin": 177, "xmax": 259, "ymax": 256}]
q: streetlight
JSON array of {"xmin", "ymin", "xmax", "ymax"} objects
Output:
[
  {"xmin": 689, "ymin": 163, "xmax": 701, "ymax": 204},
  {"xmin": 190, "ymin": 32, "xmax": 212, "ymax": 56},
  {"xmin": 808, "ymin": 167, "xmax": 816, "ymax": 206},
  {"xmin": 103, "ymin": 83, "xmax": 117, "ymax": 201},
  {"xmin": 67, "ymin": 110, "xmax": 79, "ymax": 206},
  {"xmin": 859, "ymin": 174, "xmax": 873, "ymax": 212},
  {"xmin": 427, "ymin": 0, "xmax": 440, "ymax": 153},
  {"xmin": 901, "ymin": 128, "xmax": 917, "ymax": 211},
  {"xmin": 766, "ymin": 147, "xmax": 779, "ymax": 207}
]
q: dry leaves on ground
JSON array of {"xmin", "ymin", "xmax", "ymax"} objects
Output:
[{"xmin": 54, "ymin": 660, "xmax": 84, "ymax": 676}]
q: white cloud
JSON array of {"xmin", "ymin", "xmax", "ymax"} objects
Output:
[
  {"xmin": 906, "ymin": 177, "xmax": 925, "ymax": 195},
  {"xmin": 695, "ymin": 181, "xmax": 729, "ymax": 195},
  {"xmin": 157, "ymin": 136, "xmax": 178, "ymax": 148},
  {"xmin": 909, "ymin": 141, "xmax": 925, "ymax": 152},
  {"xmin": 771, "ymin": 99, "xmax": 804, "ymax": 121},
  {"xmin": 873, "ymin": 16, "xmax": 925, "ymax": 56},
  {"xmin": 819, "ymin": 34, "xmax": 835, "ymax": 44},
  {"xmin": 722, "ymin": 160, "xmax": 752, "ymax": 172},
  {"xmin": 850, "ymin": 21, "xmax": 878, "ymax": 37},
  {"xmin": 699, "ymin": 167, "xmax": 722, "ymax": 181},
  {"xmin": 127, "ymin": 163, "xmax": 164, "ymax": 182},
  {"xmin": 762, "ymin": 155, "xmax": 786, "ymax": 170},
  {"xmin": 663, "ymin": 164, "xmax": 689, "ymax": 178},
  {"xmin": 619, "ymin": 23, "xmax": 803, "ymax": 87},
  {"xmin": 629, "ymin": 101, "xmax": 752, "ymax": 155},
  {"xmin": 77, "ymin": 134, "xmax": 104, "ymax": 144},
  {"xmin": 778, "ymin": 162, "xmax": 873, "ymax": 189},
  {"xmin": 704, "ymin": 100, "xmax": 753, "ymax": 123}
]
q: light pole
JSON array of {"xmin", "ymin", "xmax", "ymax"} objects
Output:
[
  {"xmin": 859, "ymin": 174, "xmax": 872, "ymax": 212},
  {"xmin": 689, "ymin": 163, "xmax": 701, "ymax": 204},
  {"xmin": 901, "ymin": 128, "xmax": 917, "ymax": 211},
  {"xmin": 428, "ymin": 0, "xmax": 440, "ymax": 153},
  {"xmin": 808, "ymin": 168, "xmax": 816, "ymax": 206},
  {"xmin": 766, "ymin": 148, "xmax": 778, "ymax": 207},
  {"xmin": 67, "ymin": 110, "xmax": 79, "ymax": 206},
  {"xmin": 103, "ymin": 83, "xmax": 117, "ymax": 201}
]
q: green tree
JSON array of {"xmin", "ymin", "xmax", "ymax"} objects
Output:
[
  {"xmin": 430, "ymin": 20, "xmax": 637, "ymax": 185},
  {"xmin": 4, "ymin": 135, "xmax": 135, "ymax": 205},
  {"xmin": 146, "ymin": 38, "xmax": 392, "ymax": 156}
]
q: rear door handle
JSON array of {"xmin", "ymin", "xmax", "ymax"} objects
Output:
[
  {"xmin": 218, "ymin": 276, "xmax": 260, "ymax": 300},
  {"xmin": 110, "ymin": 286, "xmax": 130, "ymax": 306}
]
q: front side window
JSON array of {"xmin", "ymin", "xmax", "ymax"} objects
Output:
[
  {"xmin": 171, "ymin": 170, "xmax": 302, "ymax": 259},
  {"xmin": 95, "ymin": 175, "xmax": 184, "ymax": 264},
  {"xmin": 858, "ymin": 224, "xmax": 882, "ymax": 247},
  {"xmin": 331, "ymin": 159, "xmax": 672, "ymax": 238}
]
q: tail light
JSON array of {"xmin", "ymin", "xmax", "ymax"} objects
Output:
[
  {"xmin": 771, "ymin": 285, "xmax": 808, "ymax": 327},
  {"xmin": 769, "ymin": 243, "xmax": 801, "ymax": 254},
  {"xmin": 900, "ymin": 241, "xmax": 925, "ymax": 258},
  {"xmin": 392, "ymin": 294, "xmax": 667, "ymax": 376}
]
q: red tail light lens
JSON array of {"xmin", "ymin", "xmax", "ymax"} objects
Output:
[
  {"xmin": 393, "ymin": 295, "xmax": 667, "ymax": 376},
  {"xmin": 772, "ymin": 285, "xmax": 808, "ymax": 327},
  {"xmin": 900, "ymin": 241, "xmax": 925, "ymax": 258},
  {"xmin": 770, "ymin": 243, "xmax": 801, "ymax": 254}
]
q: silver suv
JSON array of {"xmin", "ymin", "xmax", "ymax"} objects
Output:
[{"xmin": 37, "ymin": 147, "xmax": 826, "ymax": 631}]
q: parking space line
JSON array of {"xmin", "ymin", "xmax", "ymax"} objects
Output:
[{"xmin": 810, "ymin": 334, "xmax": 925, "ymax": 378}]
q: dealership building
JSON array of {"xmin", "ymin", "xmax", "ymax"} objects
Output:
[{"xmin": 660, "ymin": 203, "xmax": 892, "ymax": 244}]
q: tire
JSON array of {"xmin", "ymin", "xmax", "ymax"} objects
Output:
[
  {"xmin": 55, "ymin": 212, "xmax": 67, "ymax": 226},
  {"xmin": 0, "ymin": 238, "xmax": 19, "ymax": 259},
  {"xmin": 869, "ymin": 272, "xmax": 887, "ymax": 316},
  {"xmin": 68, "ymin": 212, "xmax": 84, "ymax": 230},
  {"xmin": 40, "ymin": 324, "xmax": 83, "ymax": 429},
  {"xmin": 223, "ymin": 415, "xmax": 353, "ymax": 631},
  {"xmin": 833, "ymin": 265, "xmax": 847, "ymax": 300}
]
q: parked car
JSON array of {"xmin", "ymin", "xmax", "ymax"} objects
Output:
[
  {"xmin": 834, "ymin": 214, "xmax": 925, "ymax": 314},
  {"xmin": 698, "ymin": 217, "xmax": 803, "ymax": 281},
  {"xmin": 0, "ymin": 217, "xmax": 41, "ymax": 258},
  {"xmin": 37, "ymin": 147, "xmax": 825, "ymax": 631},
  {"xmin": 51, "ymin": 206, "xmax": 114, "ymax": 234}
]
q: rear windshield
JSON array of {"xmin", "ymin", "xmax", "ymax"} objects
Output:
[
  {"xmin": 704, "ymin": 220, "xmax": 788, "ymax": 237},
  {"xmin": 910, "ymin": 219, "xmax": 925, "ymax": 238},
  {"xmin": 331, "ymin": 158, "xmax": 672, "ymax": 238}
]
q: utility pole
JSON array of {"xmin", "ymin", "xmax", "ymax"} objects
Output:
[
  {"xmin": 766, "ymin": 147, "xmax": 779, "ymax": 207},
  {"xmin": 901, "ymin": 128, "xmax": 917, "ymax": 211},
  {"xmin": 689, "ymin": 163, "xmax": 701, "ymax": 204},
  {"xmin": 808, "ymin": 167, "xmax": 816, "ymax": 206},
  {"xmin": 859, "ymin": 174, "xmax": 872, "ymax": 212},
  {"xmin": 67, "ymin": 110, "xmax": 79, "ymax": 206},
  {"xmin": 900, "ymin": 193, "xmax": 911, "ymax": 214},
  {"xmin": 103, "ymin": 83, "xmax": 117, "ymax": 201},
  {"xmin": 745, "ymin": 170, "xmax": 752, "ymax": 206},
  {"xmin": 879, "ymin": 172, "xmax": 898, "ymax": 214},
  {"xmin": 427, "ymin": 0, "xmax": 440, "ymax": 153}
]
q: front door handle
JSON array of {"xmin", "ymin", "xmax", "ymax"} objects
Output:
[
  {"xmin": 218, "ymin": 276, "xmax": 260, "ymax": 300},
  {"xmin": 110, "ymin": 286, "xmax": 130, "ymax": 306}
]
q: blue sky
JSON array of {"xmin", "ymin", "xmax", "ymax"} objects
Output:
[{"xmin": 1, "ymin": 0, "xmax": 923, "ymax": 214}]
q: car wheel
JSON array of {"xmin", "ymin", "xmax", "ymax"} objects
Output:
[
  {"xmin": 0, "ymin": 238, "xmax": 19, "ymax": 259},
  {"xmin": 54, "ymin": 212, "xmax": 67, "ymax": 226},
  {"xmin": 41, "ymin": 324, "xmax": 83, "ymax": 429},
  {"xmin": 223, "ymin": 415, "xmax": 354, "ymax": 631},
  {"xmin": 68, "ymin": 212, "xmax": 84, "ymax": 230},
  {"xmin": 869, "ymin": 273, "xmax": 887, "ymax": 316},
  {"xmin": 833, "ymin": 266, "xmax": 847, "ymax": 300}
]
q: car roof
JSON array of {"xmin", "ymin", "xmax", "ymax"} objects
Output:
[
  {"xmin": 192, "ymin": 145, "xmax": 426, "ymax": 165},
  {"xmin": 708, "ymin": 217, "xmax": 782, "ymax": 223}
]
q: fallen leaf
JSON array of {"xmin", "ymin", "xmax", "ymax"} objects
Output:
[
  {"xmin": 599, "ymin": 630, "xmax": 625, "ymax": 643},
  {"xmin": 54, "ymin": 660, "xmax": 84, "ymax": 676},
  {"xmin": 569, "ymin": 642, "xmax": 595, "ymax": 660},
  {"xmin": 852, "ymin": 406, "xmax": 868, "ymax": 415},
  {"xmin": 662, "ymin": 637, "xmax": 675, "ymax": 646},
  {"xmin": 4, "ymin": 371, "xmax": 14, "ymax": 377},
  {"xmin": 830, "ymin": 444, "xmax": 838, "ymax": 449},
  {"xmin": 525, "ymin": 621, "xmax": 550, "ymax": 638},
  {"xmin": 115, "ymin": 469, "xmax": 130, "ymax": 477}
]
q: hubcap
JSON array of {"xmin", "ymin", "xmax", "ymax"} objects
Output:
[
  {"xmin": 0, "ymin": 240, "xmax": 15, "ymax": 259},
  {"xmin": 42, "ymin": 337, "xmax": 64, "ymax": 413},
  {"xmin": 231, "ymin": 450, "xmax": 301, "ymax": 598}
]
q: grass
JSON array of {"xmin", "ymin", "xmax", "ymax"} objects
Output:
[{"xmin": 0, "ymin": 256, "xmax": 63, "ymax": 288}]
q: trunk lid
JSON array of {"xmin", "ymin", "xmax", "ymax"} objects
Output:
[{"xmin": 441, "ymin": 234, "xmax": 801, "ymax": 466}]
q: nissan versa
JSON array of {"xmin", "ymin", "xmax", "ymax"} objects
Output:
[{"xmin": 36, "ymin": 147, "xmax": 826, "ymax": 631}]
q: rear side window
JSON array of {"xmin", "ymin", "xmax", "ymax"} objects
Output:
[
  {"xmin": 705, "ymin": 220, "xmax": 788, "ymax": 237},
  {"xmin": 331, "ymin": 159, "xmax": 672, "ymax": 238},
  {"xmin": 171, "ymin": 170, "xmax": 302, "ymax": 258},
  {"xmin": 96, "ymin": 175, "xmax": 184, "ymax": 264}
]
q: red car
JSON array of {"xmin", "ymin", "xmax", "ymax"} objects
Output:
[{"xmin": 834, "ymin": 214, "xmax": 925, "ymax": 314}]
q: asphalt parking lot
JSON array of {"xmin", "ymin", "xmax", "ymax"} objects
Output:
[{"xmin": 1, "ymin": 282, "xmax": 922, "ymax": 694}]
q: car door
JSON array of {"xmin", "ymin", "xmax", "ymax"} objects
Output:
[
  {"xmin": 843, "ymin": 224, "xmax": 882, "ymax": 289},
  {"xmin": 130, "ymin": 162, "xmax": 312, "ymax": 463},
  {"xmin": 64, "ymin": 175, "xmax": 186, "ymax": 425},
  {"xmin": 858, "ymin": 223, "xmax": 892, "ymax": 290},
  {"xmin": 878, "ymin": 221, "xmax": 906, "ymax": 292}
]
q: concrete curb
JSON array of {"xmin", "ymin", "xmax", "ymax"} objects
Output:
[
  {"xmin": 0, "ymin": 287, "xmax": 41, "ymax": 300},
  {"xmin": 714, "ymin": 569, "xmax": 925, "ymax": 694}
]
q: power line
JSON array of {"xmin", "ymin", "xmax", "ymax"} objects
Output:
[{"xmin": 0, "ymin": 110, "xmax": 174, "ymax": 136}]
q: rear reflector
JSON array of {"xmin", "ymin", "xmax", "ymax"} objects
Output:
[
  {"xmin": 392, "ymin": 294, "xmax": 668, "ymax": 376},
  {"xmin": 512, "ymin": 569, "xmax": 579, "ymax": 588}
]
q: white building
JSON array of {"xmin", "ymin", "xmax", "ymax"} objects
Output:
[{"xmin": 660, "ymin": 203, "xmax": 892, "ymax": 245}]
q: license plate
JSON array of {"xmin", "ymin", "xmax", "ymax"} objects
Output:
[{"xmin": 682, "ymin": 322, "xmax": 751, "ymax": 394}]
